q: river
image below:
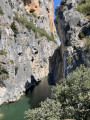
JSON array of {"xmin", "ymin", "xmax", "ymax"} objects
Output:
[{"xmin": 0, "ymin": 77, "xmax": 52, "ymax": 120}]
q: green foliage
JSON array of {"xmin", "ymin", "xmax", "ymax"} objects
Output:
[
  {"xmin": 8, "ymin": 0, "xmax": 11, "ymax": 4},
  {"xmin": 52, "ymin": 65, "xmax": 90, "ymax": 119},
  {"xmin": 0, "ymin": 6, "xmax": 4, "ymax": 15},
  {"xmin": 67, "ymin": 55, "xmax": 72, "ymax": 64},
  {"xmin": 8, "ymin": 15, "xmax": 11, "ymax": 19},
  {"xmin": 0, "ymin": 50, "xmax": 7, "ymax": 56},
  {"xmin": 14, "ymin": 13, "xmax": 57, "ymax": 44},
  {"xmin": 77, "ymin": 0, "xmax": 90, "ymax": 16},
  {"xmin": 0, "ymin": 64, "xmax": 9, "ymax": 81},
  {"xmin": 37, "ymin": 27, "xmax": 56, "ymax": 43},
  {"xmin": 25, "ymin": 65, "xmax": 90, "ymax": 120},
  {"xmin": 15, "ymin": 66, "xmax": 18, "ymax": 75},
  {"xmin": 26, "ymin": 12, "xmax": 37, "ymax": 17},
  {"xmin": 25, "ymin": 98, "xmax": 61, "ymax": 120},
  {"xmin": 9, "ymin": 59, "xmax": 14, "ymax": 64},
  {"xmin": 15, "ymin": 66, "xmax": 18, "ymax": 72},
  {"xmin": 85, "ymin": 36, "xmax": 90, "ymax": 50},
  {"xmin": 10, "ymin": 22, "xmax": 18, "ymax": 37}
]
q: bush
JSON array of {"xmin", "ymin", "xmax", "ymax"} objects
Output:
[
  {"xmin": 0, "ymin": 64, "xmax": 9, "ymax": 81},
  {"xmin": 0, "ymin": 50, "xmax": 7, "ymax": 55},
  {"xmin": 77, "ymin": 0, "xmax": 90, "ymax": 16},
  {"xmin": 15, "ymin": 66, "xmax": 18, "ymax": 71},
  {"xmin": 15, "ymin": 66, "xmax": 18, "ymax": 75},
  {"xmin": 10, "ymin": 22, "xmax": 18, "ymax": 37},
  {"xmin": 0, "ymin": 6, "xmax": 4, "ymax": 15},
  {"xmin": 52, "ymin": 65, "xmax": 90, "ymax": 119},
  {"xmin": 25, "ymin": 99, "xmax": 62, "ymax": 120},
  {"xmin": 14, "ymin": 13, "xmax": 57, "ymax": 44},
  {"xmin": 85, "ymin": 36, "xmax": 90, "ymax": 50},
  {"xmin": 67, "ymin": 55, "xmax": 72, "ymax": 64},
  {"xmin": 9, "ymin": 59, "xmax": 14, "ymax": 64},
  {"xmin": 25, "ymin": 65, "xmax": 90, "ymax": 120}
]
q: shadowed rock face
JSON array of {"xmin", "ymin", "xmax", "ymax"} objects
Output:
[
  {"xmin": 49, "ymin": 0, "xmax": 90, "ymax": 83},
  {"xmin": 0, "ymin": 0, "xmax": 57, "ymax": 105},
  {"xmin": 56, "ymin": 0, "xmax": 90, "ymax": 77}
]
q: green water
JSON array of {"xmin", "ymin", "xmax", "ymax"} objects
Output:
[{"xmin": 0, "ymin": 77, "xmax": 52, "ymax": 120}]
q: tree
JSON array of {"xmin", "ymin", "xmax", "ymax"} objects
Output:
[
  {"xmin": 52, "ymin": 65, "xmax": 90, "ymax": 119},
  {"xmin": 25, "ymin": 65, "xmax": 90, "ymax": 120},
  {"xmin": 25, "ymin": 99, "xmax": 62, "ymax": 120}
]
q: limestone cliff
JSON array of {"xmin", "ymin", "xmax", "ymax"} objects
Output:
[
  {"xmin": 49, "ymin": 0, "xmax": 90, "ymax": 83},
  {"xmin": 0, "ymin": 0, "xmax": 57, "ymax": 105}
]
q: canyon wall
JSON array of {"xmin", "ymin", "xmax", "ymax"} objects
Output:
[
  {"xmin": 0, "ymin": 0, "xmax": 57, "ymax": 105},
  {"xmin": 49, "ymin": 0, "xmax": 90, "ymax": 82}
]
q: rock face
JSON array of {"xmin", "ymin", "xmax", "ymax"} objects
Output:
[
  {"xmin": 24, "ymin": 0, "xmax": 56, "ymax": 33},
  {"xmin": 49, "ymin": 0, "xmax": 90, "ymax": 83},
  {"xmin": 0, "ymin": 0, "xmax": 57, "ymax": 105}
]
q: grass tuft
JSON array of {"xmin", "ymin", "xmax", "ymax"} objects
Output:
[{"xmin": 0, "ymin": 6, "xmax": 4, "ymax": 15}]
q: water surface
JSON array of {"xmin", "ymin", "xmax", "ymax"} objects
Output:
[{"xmin": 0, "ymin": 77, "xmax": 52, "ymax": 120}]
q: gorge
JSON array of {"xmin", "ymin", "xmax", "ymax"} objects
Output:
[{"xmin": 0, "ymin": 0, "xmax": 90, "ymax": 119}]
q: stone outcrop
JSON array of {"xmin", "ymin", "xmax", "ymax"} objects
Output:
[
  {"xmin": 0, "ymin": 0, "xmax": 57, "ymax": 105},
  {"xmin": 49, "ymin": 0, "xmax": 90, "ymax": 83},
  {"xmin": 24, "ymin": 0, "xmax": 56, "ymax": 33}
]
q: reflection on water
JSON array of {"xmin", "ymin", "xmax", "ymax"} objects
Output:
[
  {"xmin": 0, "ymin": 114, "xmax": 4, "ymax": 119},
  {"xmin": 0, "ymin": 77, "xmax": 52, "ymax": 120}
]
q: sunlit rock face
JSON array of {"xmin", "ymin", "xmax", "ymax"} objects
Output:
[
  {"xmin": 24, "ymin": 0, "xmax": 56, "ymax": 33},
  {"xmin": 0, "ymin": 0, "xmax": 57, "ymax": 105}
]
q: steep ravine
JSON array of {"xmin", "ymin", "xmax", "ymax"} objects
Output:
[
  {"xmin": 49, "ymin": 0, "xmax": 90, "ymax": 83},
  {"xmin": 0, "ymin": 0, "xmax": 57, "ymax": 105}
]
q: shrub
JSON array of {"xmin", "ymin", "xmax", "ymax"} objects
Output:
[
  {"xmin": 25, "ymin": 98, "xmax": 61, "ymax": 120},
  {"xmin": 10, "ymin": 22, "xmax": 18, "ymax": 37},
  {"xmin": 67, "ymin": 55, "xmax": 72, "ymax": 64},
  {"xmin": 0, "ymin": 50, "xmax": 7, "ymax": 55},
  {"xmin": 85, "ymin": 36, "xmax": 90, "ymax": 50},
  {"xmin": 15, "ymin": 66, "xmax": 18, "ymax": 75},
  {"xmin": 26, "ymin": 12, "xmax": 36, "ymax": 17},
  {"xmin": 8, "ymin": 15, "xmax": 11, "ymax": 19},
  {"xmin": 52, "ymin": 65, "xmax": 90, "ymax": 119},
  {"xmin": 25, "ymin": 65, "xmax": 90, "ymax": 120},
  {"xmin": 0, "ymin": 64, "xmax": 9, "ymax": 81},
  {"xmin": 77, "ymin": 0, "xmax": 90, "ymax": 16},
  {"xmin": 9, "ymin": 59, "xmax": 14, "ymax": 64},
  {"xmin": 15, "ymin": 66, "xmax": 18, "ymax": 71},
  {"xmin": 0, "ymin": 6, "xmax": 4, "ymax": 15}
]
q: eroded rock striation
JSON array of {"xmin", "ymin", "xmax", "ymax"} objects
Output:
[
  {"xmin": 49, "ymin": 0, "xmax": 90, "ymax": 83},
  {"xmin": 0, "ymin": 0, "xmax": 57, "ymax": 105}
]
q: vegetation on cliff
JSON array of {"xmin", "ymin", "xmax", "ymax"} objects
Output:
[
  {"xmin": 0, "ymin": 64, "xmax": 9, "ymax": 81},
  {"xmin": 14, "ymin": 13, "xmax": 57, "ymax": 44},
  {"xmin": 77, "ymin": 0, "xmax": 90, "ymax": 16},
  {"xmin": 0, "ymin": 50, "xmax": 7, "ymax": 56},
  {"xmin": 10, "ymin": 22, "xmax": 18, "ymax": 37},
  {"xmin": 25, "ymin": 65, "xmax": 90, "ymax": 120},
  {"xmin": 0, "ymin": 6, "xmax": 3, "ymax": 15}
]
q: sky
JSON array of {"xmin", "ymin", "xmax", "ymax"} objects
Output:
[
  {"xmin": 53, "ymin": 0, "xmax": 61, "ymax": 45},
  {"xmin": 54, "ymin": 0, "xmax": 61, "ymax": 18}
]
